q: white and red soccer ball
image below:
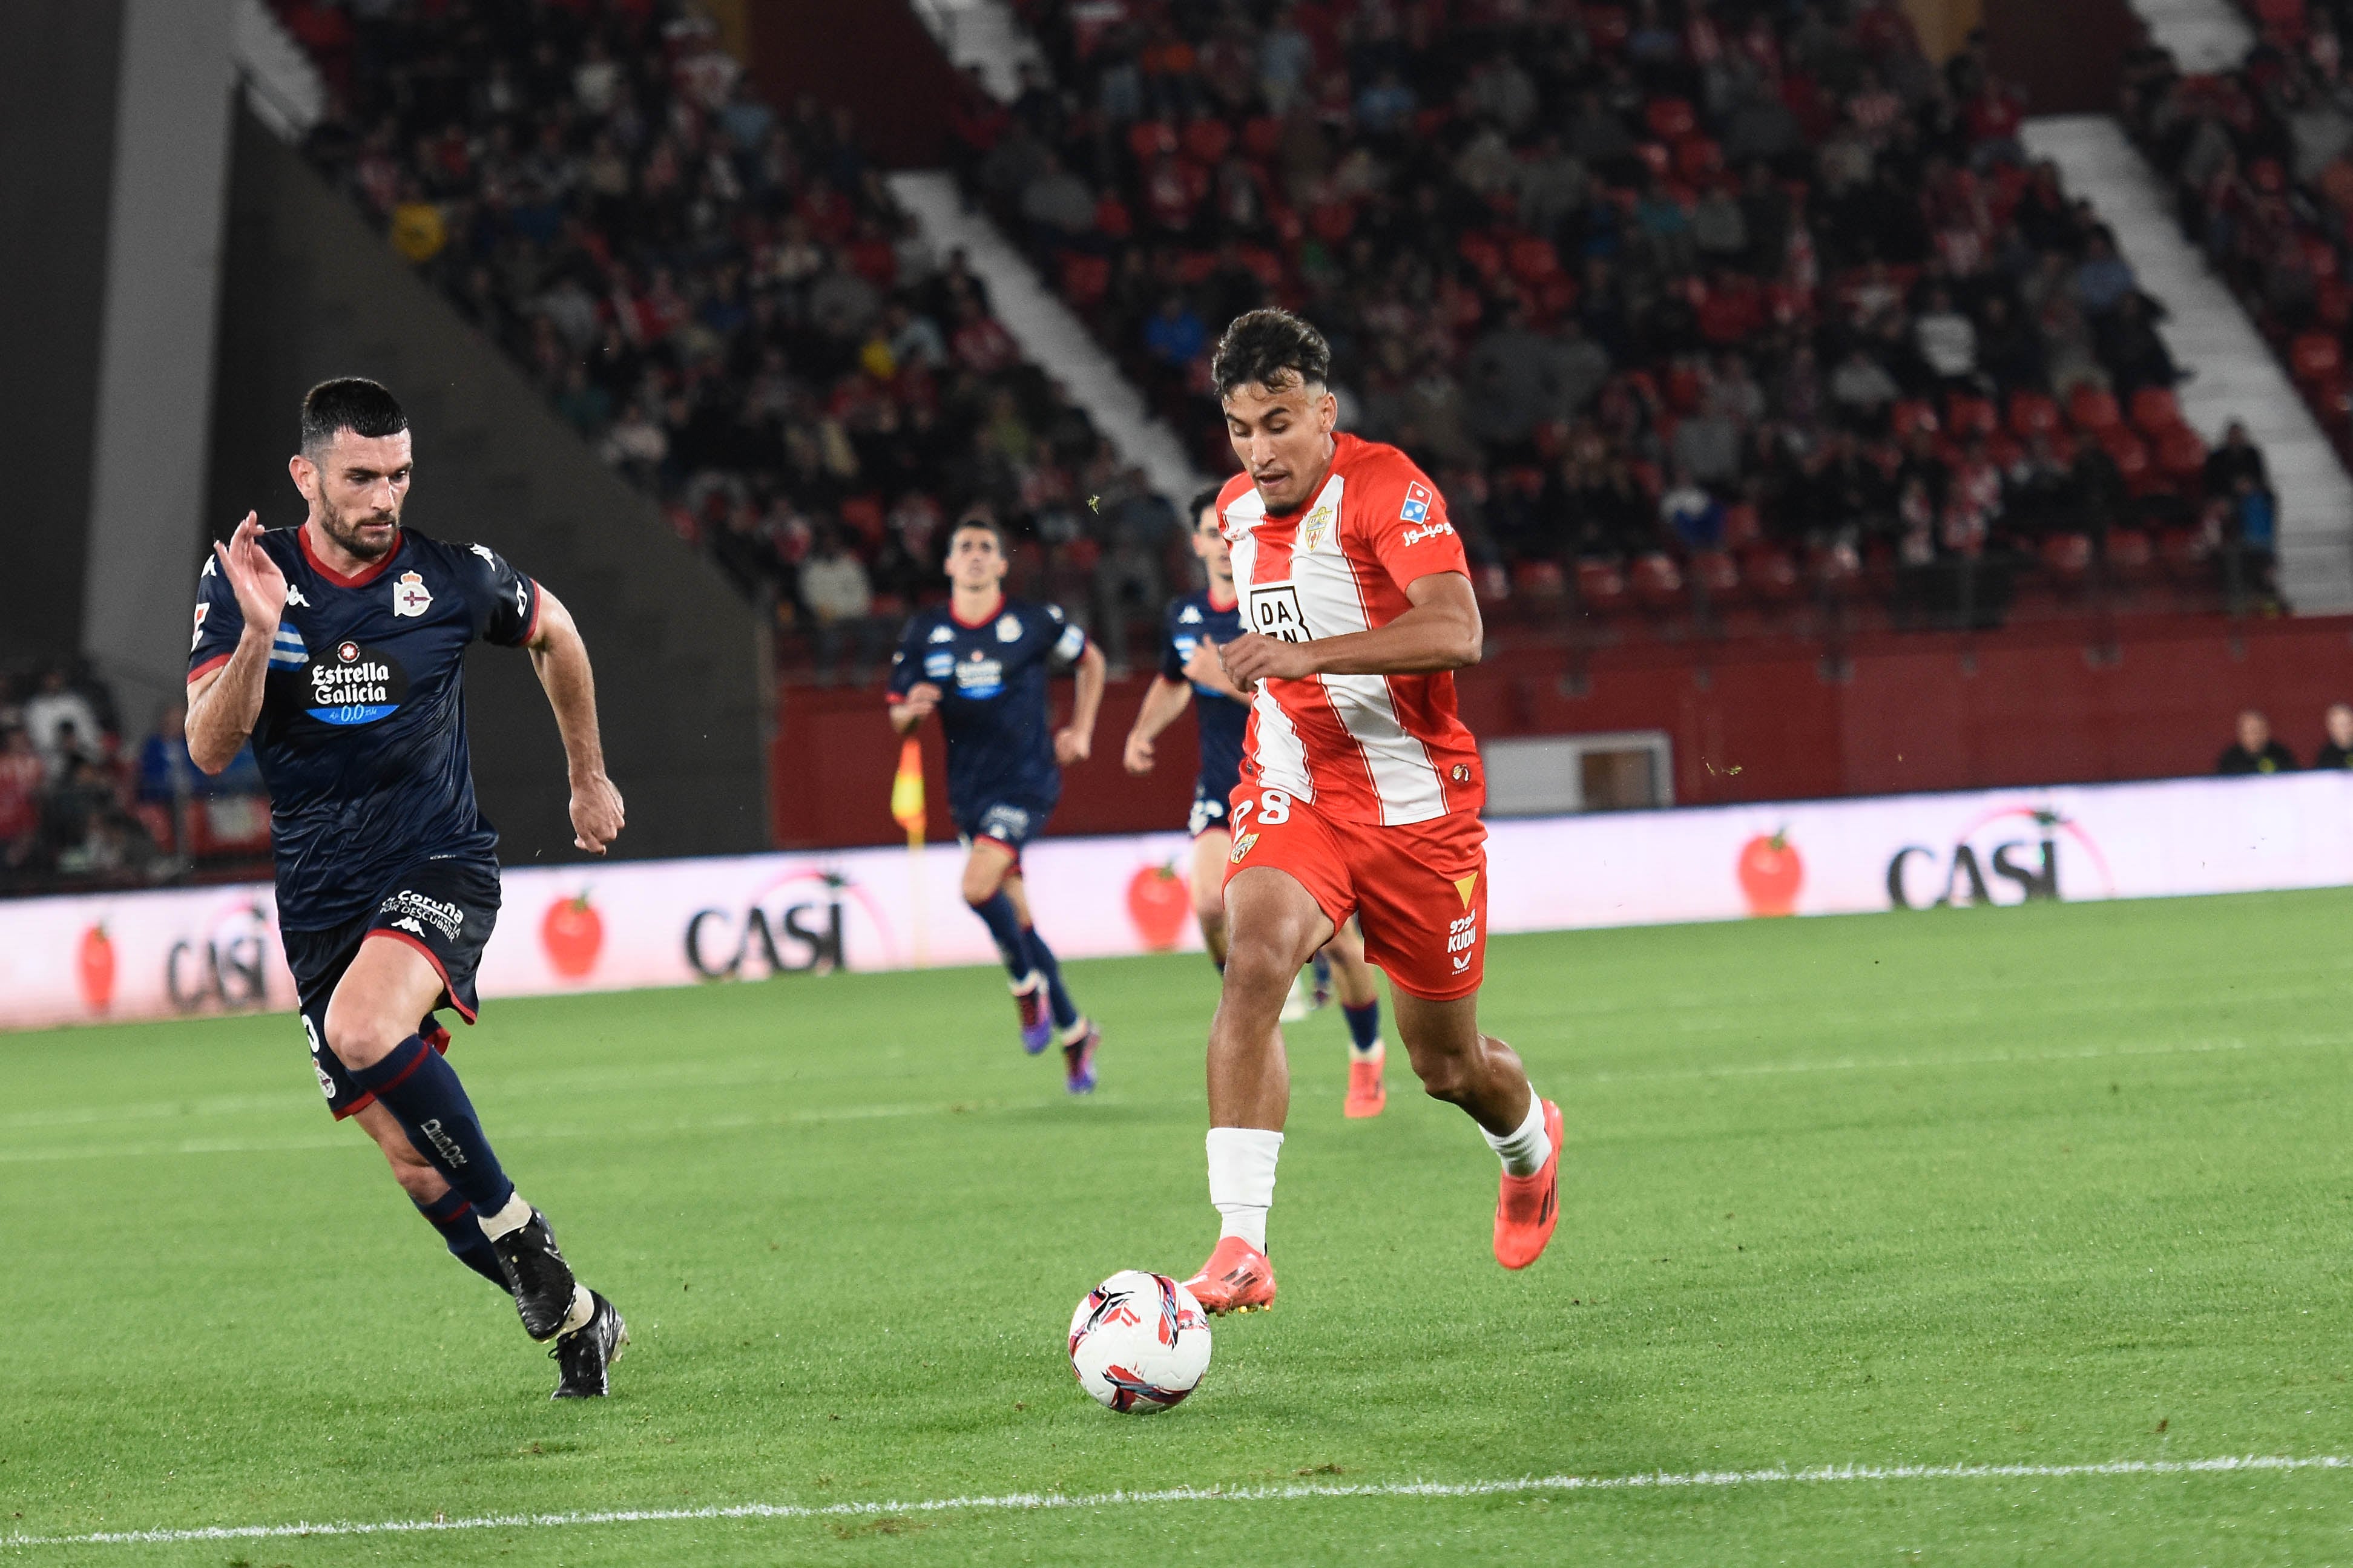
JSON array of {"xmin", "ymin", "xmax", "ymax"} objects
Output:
[{"xmin": 1067, "ymin": 1270, "xmax": 1212, "ymax": 1413}]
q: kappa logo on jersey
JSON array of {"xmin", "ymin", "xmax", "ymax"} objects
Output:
[
  {"xmin": 1248, "ymin": 582, "xmax": 1309, "ymax": 643},
  {"xmin": 469, "ymin": 543, "xmax": 499, "ymax": 565},
  {"xmin": 392, "ymin": 571, "xmax": 433, "ymax": 617},
  {"xmin": 996, "ymin": 614, "xmax": 1023, "ymax": 644},
  {"xmin": 390, "ymin": 916, "xmax": 426, "ymax": 937},
  {"xmin": 1228, "ymin": 831, "xmax": 1260, "ymax": 863},
  {"xmin": 285, "ymin": 585, "xmax": 311, "ymax": 607},
  {"xmin": 928, "ymin": 623, "xmax": 956, "ymax": 643},
  {"xmin": 1178, "ymin": 604, "xmax": 1203, "ymax": 624}
]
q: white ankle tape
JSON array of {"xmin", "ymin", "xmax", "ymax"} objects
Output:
[
  {"xmin": 555, "ymin": 1284, "xmax": 594, "ymax": 1339},
  {"xmin": 477, "ymin": 1192, "xmax": 534, "ymax": 1241}
]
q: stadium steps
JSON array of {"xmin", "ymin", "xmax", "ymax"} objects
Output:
[
  {"xmin": 2021, "ymin": 114, "xmax": 2353, "ymax": 614},
  {"xmin": 888, "ymin": 169, "xmax": 1212, "ymax": 506},
  {"xmin": 2127, "ymin": 0, "xmax": 2254, "ymax": 71},
  {"xmin": 204, "ymin": 105, "xmax": 773, "ymax": 862}
]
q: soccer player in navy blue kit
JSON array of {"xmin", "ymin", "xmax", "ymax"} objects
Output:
[
  {"xmin": 1123, "ymin": 488, "xmax": 1393, "ymax": 1116},
  {"xmin": 887, "ymin": 514, "xmax": 1107, "ymax": 1091},
  {"xmin": 185, "ymin": 379, "xmax": 628, "ymax": 1398}
]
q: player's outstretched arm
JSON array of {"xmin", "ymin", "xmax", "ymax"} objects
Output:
[
  {"xmin": 524, "ymin": 586, "xmax": 625, "ymax": 856},
  {"xmin": 187, "ymin": 513, "xmax": 285, "ymax": 775},
  {"xmin": 1124, "ymin": 676, "xmax": 1195, "ymax": 774},
  {"xmin": 889, "ymin": 682, "xmax": 942, "ymax": 735},
  {"xmin": 1056, "ymin": 639, "xmax": 1107, "ymax": 764},
  {"xmin": 1220, "ymin": 572, "xmax": 1482, "ymax": 689}
]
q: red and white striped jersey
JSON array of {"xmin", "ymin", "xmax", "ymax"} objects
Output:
[{"xmin": 1218, "ymin": 433, "xmax": 1483, "ymax": 826}]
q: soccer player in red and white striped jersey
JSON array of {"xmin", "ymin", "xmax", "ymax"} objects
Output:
[{"xmin": 1179, "ymin": 310, "xmax": 1562, "ymax": 1314}]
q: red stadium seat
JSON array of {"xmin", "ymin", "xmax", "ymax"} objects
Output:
[
  {"xmin": 2159, "ymin": 527, "xmax": 2211, "ymax": 579},
  {"xmin": 1689, "ymin": 548, "xmax": 1740, "ymax": 602},
  {"xmin": 2105, "ymin": 528, "xmax": 2155, "ymax": 580},
  {"xmin": 1059, "ymin": 252, "xmax": 1111, "ymax": 304},
  {"xmin": 1458, "ymin": 232, "xmax": 1504, "ymax": 278},
  {"xmin": 1581, "ymin": 5, "xmax": 1630, "ymax": 51},
  {"xmin": 2039, "ymin": 531, "xmax": 2093, "ymax": 582},
  {"xmin": 2128, "ymin": 386, "xmax": 2182, "ymax": 435},
  {"xmin": 1673, "ymin": 135, "xmax": 1723, "ymax": 183},
  {"xmin": 2291, "ymin": 330, "xmax": 2343, "ymax": 385},
  {"xmin": 1180, "ymin": 117, "xmax": 1232, "ymax": 165},
  {"xmin": 1631, "ymin": 551, "xmax": 1685, "ymax": 608},
  {"xmin": 2102, "ymin": 427, "xmax": 2151, "ymax": 487},
  {"xmin": 1891, "ymin": 399, "xmax": 1940, "ymax": 438},
  {"xmin": 2156, "ymin": 425, "xmax": 2208, "ymax": 484},
  {"xmin": 1127, "ymin": 120, "xmax": 1177, "ymax": 162},
  {"xmin": 1241, "ymin": 115, "xmax": 1284, "ymax": 160},
  {"xmin": 1573, "ymin": 559, "xmax": 1625, "ymax": 612},
  {"xmin": 1946, "ymin": 393, "xmax": 1997, "ymax": 438},
  {"xmin": 1507, "ymin": 235, "xmax": 1561, "ymax": 285},
  {"xmin": 1810, "ymin": 542, "xmax": 1862, "ymax": 594},
  {"xmin": 1308, "ymin": 201, "xmax": 1356, "ymax": 243},
  {"xmin": 1634, "ymin": 141, "xmax": 1671, "ymax": 180},
  {"xmin": 1722, "ymin": 502, "xmax": 1762, "ymax": 549},
  {"xmin": 2067, "ymin": 384, "xmax": 2122, "ymax": 435},
  {"xmin": 1473, "ymin": 562, "xmax": 1512, "ymax": 606},
  {"xmin": 1645, "ymin": 99, "xmax": 1698, "ymax": 140},
  {"xmin": 1745, "ymin": 548, "xmax": 1802, "ymax": 602},
  {"xmin": 2007, "ymin": 389, "xmax": 2061, "ymax": 438}
]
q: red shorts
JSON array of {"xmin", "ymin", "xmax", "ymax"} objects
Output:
[{"xmin": 1222, "ymin": 782, "xmax": 1487, "ymax": 1001}]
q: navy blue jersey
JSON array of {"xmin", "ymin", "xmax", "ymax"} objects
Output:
[
  {"xmin": 188, "ymin": 525, "xmax": 541, "ymax": 930},
  {"xmin": 1159, "ymin": 590, "xmax": 1248, "ymax": 798},
  {"xmin": 887, "ymin": 596, "xmax": 1088, "ymax": 828}
]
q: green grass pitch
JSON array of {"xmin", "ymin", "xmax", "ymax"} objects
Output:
[{"xmin": 5, "ymin": 889, "xmax": 2353, "ymax": 1564}]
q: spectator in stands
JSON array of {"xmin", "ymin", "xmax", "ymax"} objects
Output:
[
  {"xmin": 2217, "ymin": 709, "xmax": 2298, "ymax": 775},
  {"xmin": 1912, "ymin": 287, "xmax": 1979, "ymax": 389},
  {"xmin": 2073, "ymin": 231, "xmax": 2139, "ymax": 317},
  {"xmin": 0, "ymin": 726, "xmax": 39, "ymax": 872},
  {"xmin": 2204, "ymin": 421, "xmax": 2269, "ymax": 499},
  {"xmin": 1831, "ymin": 346, "xmax": 1901, "ymax": 422},
  {"xmin": 798, "ymin": 526, "xmax": 884, "ymax": 686},
  {"xmin": 135, "ymin": 703, "xmax": 202, "ymax": 806},
  {"xmin": 2312, "ymin": 703, "xmax": 2353, "ymax": 770},
  {"xmin": 22, "ymin": 667, "xmax": 100, "ymax": 776},
  {"xmin": 1144, "ymin": 294, "xmax": 1207, "ymax": 370}
]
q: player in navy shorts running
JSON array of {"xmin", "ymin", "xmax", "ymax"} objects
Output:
[
  {"xmin": 186, "ymin": 379, "xmax": 628, "ymax": 1397},
  {"xmin": 886, "ymin": 513, "xmax": 1107, "ymax": 1091},
  {"xmin": 1123, "ymin": 489, "xmax": 1394, "ymax": 1117}
]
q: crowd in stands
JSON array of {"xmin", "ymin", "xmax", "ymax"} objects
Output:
[
  {"xmin": 0, "ymin": 664, "xmax": 267, "ymax": 895},
  {"xmin": 2123, "ymin": 2, "xmax": 2353, "ymax": 479},
  {"xmin": 2217, "ymin": 701, "xmax": 2353, "ymax": 771},
  {"xmin": 277, "ymin": 0, "xmax": 1187, "ymax": 676},
  {"xmin": 964, "ymin": 0, "xmax": 2285, "ymax": 624}
]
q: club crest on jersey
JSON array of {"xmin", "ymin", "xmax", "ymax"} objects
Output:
[
  {"xmin": 1228, "ymin": 832, "xmax": 1259, "ymax": 864},
  {"xmin": 1401, "ymin": 482, "xmax": 1432, "ymax": 523},
  {"xmin": 996, "ymin": 614, "xmax": 1022, "ymax": 643},
  {"xmin": 1301, "ymin": 503, "xmax": 1337, "ymax": 553},
  {"xmin": 392, "ymin": 571, "xmax": 432, "ymax": 617}
]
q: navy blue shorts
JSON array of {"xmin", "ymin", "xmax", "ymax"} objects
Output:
[
  {"xmin": 280, "ymin": 855, "xmax": 502, "ymax": 1121},
  {"xmin": 955, "ymin": 797, "xmax": 1055, "ymax": 859},
  {"xmin": 1190, "ymin": 763, "xmax": 1242, "ymax": 838}
]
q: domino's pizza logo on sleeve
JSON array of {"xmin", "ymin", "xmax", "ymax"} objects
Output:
[{"xmin": 1400, "ymin": 482, "xmax": 1432, "ymax": 524}]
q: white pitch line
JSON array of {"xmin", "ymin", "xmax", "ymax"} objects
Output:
[{"xmin": 4, "ymin": 1453, "xmax": 2343, "ymax": 1547}]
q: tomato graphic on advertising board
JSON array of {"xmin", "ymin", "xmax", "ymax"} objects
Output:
[
  {"xmin": 541, "ymin": 893, "xmax": 604, "ymax": 979},
  {"xmin": 1737, "ymin": 830, "xmax": 1803, "ymax": 917},
  {"xmin": 1126, "ymin": 864, "xmax": 1190, "ymax": 951},
  {"xmin": 79, "ymin": 923, "xmax": 116, "ymax": 1012}
]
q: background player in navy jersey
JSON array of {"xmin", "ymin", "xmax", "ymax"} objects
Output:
[
  {"xmin": 1123, "ymin": 490, "xmax": 1392, "ymax": 1117},
  {"xmin": 185, "ymin": 379, "xmax": 628, "ymax": 1398},
  {"xmin": 887, "ymin": 514, "xmax": 1107, "ymax": 1092}
]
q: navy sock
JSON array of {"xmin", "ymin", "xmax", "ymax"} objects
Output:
[
  {"xmin": 1213, "ymin": 956, "xmax": 1226, "ymax": 974},
  {"xmin": 347, "ymin": 1035, "xmax": 516, "ymax": 1213},
  {"xmin": 1023, "ymin": 925, "xmax": 1080, "ymax": 1030},
  {"xmin": 1343, "ymin": 1000, "xmax": 1383, "ymax": 1054},
  {"xmin": 413, "ymin": 1187, "xmax": 509, "ymax": 1290},
  {"xmin": 967, "ymin": 891, "xmax": 1033, "ymax": 982}
]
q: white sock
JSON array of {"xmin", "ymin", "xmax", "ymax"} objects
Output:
[
  {"xmin": 555, "ymin": 1283, "xmax": 595, "ymax": 1339},
  {"xmin": 1483, "ymin": 1095, "xmax": 1551, "ymax": 1177},
  {"xmin": 1060, "ymin": 1014, "xmax": 1091, "ymax": 1046},
  {"xmin": 1205, "ymin": 1127, "xmax": 1283, "ymax": 1251},
  {"xmin": 476, "ymin": 1190, "xmax": 534, "ymax": 1241},
  {"xmin": 1349, "ymin": 1036, "xmax": 1384, "ymax": 1063},
  {"xmin": 1009, "ymin": 972, "xmax": 1039, "ymax": 994}
]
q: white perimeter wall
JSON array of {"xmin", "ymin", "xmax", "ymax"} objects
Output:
[{"xmin": 7, "ymin": 771, "xmax": 2353, "ymax": 1033}]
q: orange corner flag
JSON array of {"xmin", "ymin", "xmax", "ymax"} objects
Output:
[{"xmin": 890, "ymin": 737, "xmax": 926, "ymax": 839}]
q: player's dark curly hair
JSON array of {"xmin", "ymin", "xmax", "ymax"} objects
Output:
[
  {"xmin": 301, "ymin": 378, "xmax": 409, "ymax": 458},
  {"xmin": 1210, "ymin": 309, "xmax": 1331, "ymax": 401}
]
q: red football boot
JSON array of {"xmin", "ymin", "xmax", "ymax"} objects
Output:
[
  {"xmin": 1343, "ymin": 1045, "xmax": 1386, "ymax": 1119},
  {"xmin": 1182, "ymin": 1235, "xmax": 1277, "ymax": 1314},
  {"xmin": 1493, "ymin": 1098, "xmax": 1564, "ymax": 1270}
]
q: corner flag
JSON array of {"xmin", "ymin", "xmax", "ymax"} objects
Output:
[{"xmin": 890, "ymin": 736, "xmax": 926, "ymax": 845}]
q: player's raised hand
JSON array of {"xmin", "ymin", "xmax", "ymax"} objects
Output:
[
  {"xmin": 570, "ymin": 770, "xmax": 625, "ymax": 855},
  {"xmin": 214, "ymin": 513, "xmax": 287, "ymax": 634},
  {"xmin": 890, "ymin": 681, "xmax": 943, "ymax": 729},
  {"xmin": 1123, "ymin": 729, "xmax": 1156, "ymax": 774},
  {"xmin": 1055, "ymin": 724, "xmax": 1092, "ymax": 765},
  {"xmin": 1218, "ymin": 631, "xmax": 1314, "ymax": 691}
]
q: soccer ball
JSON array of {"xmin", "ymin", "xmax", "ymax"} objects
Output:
[{"xmin": 1067, "ymin": 1270, "xmax": 1213, "ymax": 1413}]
